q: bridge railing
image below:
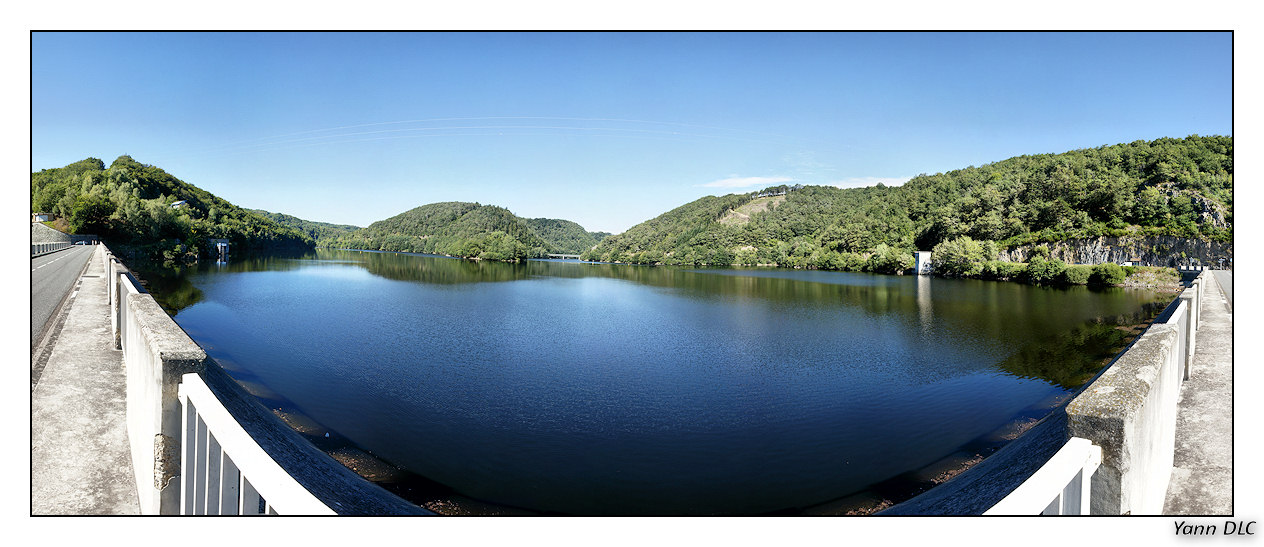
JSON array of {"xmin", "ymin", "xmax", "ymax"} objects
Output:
[
  {"xmin": 104, "ymin": 245, "xmax": 429, "ymax": 515},
  {"xmin": 984, "ymin": 437, "xmax": 1102, "ymax": 515},
  {"xmin": 31, "ymin": 241, "xmax": 71, "ymax": 256},
  {"xmin": 179, "ymin": 373, "xmax": 334, "ymax": 515},
  {"xmin": 838, "ymin": 272, "xmax": 1213, "ymax": 516},
  {"xmin": 1063, "ymin": 272, "xmax": 1208, "ymax": 515}
]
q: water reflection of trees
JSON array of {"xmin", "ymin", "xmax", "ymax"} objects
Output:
[
  {"xmin": 994, "ymin": 300, "xmax": 1168, "ymax": 389},
  {"xmin": 148, "ymin": 248, "xmax": 1172, "ymax": 388},
  {"xmin": 128, "ymin": 261, "xmax": 205, "ymax": 314},
  {"xmin": 361, "ymin": 252, "xmax": 1167, "ymax": 360},
  {"xmin": 348, "ymin": 249, "xmax": 534, "ymax": 284}
]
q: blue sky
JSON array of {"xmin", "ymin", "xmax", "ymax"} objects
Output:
[{"xmin": 32, "ymin": 32, "xmax": 1232, "ymax": 233}]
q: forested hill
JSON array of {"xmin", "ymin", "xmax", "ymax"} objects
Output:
[
  {"xmin": 250, "ymin": 209, "xmax": 361, "ymax": 244},
  {"xmin": 524, "ymin": 218, "xmax": 611, "ymax": 254},
  {"xmin": 582, "ymin": 135, "xmax": 1232, "ymax": 271},
  {"xmin": 30, "ymin": 156, "xmax": 312, "ymax": 262},
  {"xmin": 326, "ymin": 202, "xmax": 606, "ymax": 261}
]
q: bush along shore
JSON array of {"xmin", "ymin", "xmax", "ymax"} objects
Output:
[{"xmin": 930, "ymin": 236, "xmax": 1183, "ymax": 291}]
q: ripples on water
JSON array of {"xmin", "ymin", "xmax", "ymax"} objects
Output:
[{"xmin": 152, "ymin": 249, "xmax": 1167, "ymax": 515}]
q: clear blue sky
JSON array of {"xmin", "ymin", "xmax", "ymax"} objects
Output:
[{"xmin": 32, "ymin": 31, "xmax": 1232, "ymax": 234}]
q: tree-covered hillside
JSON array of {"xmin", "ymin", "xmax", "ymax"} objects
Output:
[
  {"xmin": 525, "ymin": 218, "xmax": 611, "ymax": 254},
  {"xmin": 250, "ymin": 209, "xmax": 361, "ymax": 244},
  {"xmin": 31, "ymin": 156, "xmax": 312, "ymax": 262},
  {"xmin": 328, "ymin": 202, "xmax": 543, "ymax": 261},
  {"xmin": 584, "ymin": 135, "xmax": 1232, "ymax": 272},
  {"xmin": 326, "ymin": 202, "xmax": 610, "ymax": 260}
]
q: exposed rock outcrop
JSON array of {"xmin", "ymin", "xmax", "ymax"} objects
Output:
[{"xmin": 998, "ymin": 236, "xmax": 1232, "ymax": 268}]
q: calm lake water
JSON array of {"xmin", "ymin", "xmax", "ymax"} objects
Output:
[{"xmin": 144, "ymin": 249, "xmax": 1166, "ymax": 515}]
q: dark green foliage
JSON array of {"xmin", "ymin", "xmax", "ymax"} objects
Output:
[
  {"xmin": 903, "ymin": 135, "xmax": 1232, "ymax": 246},
  {"xmin": 524, "ymin": 218, "xmax": 606, "ymax": 254},
  {"xmin": 981, "ymin": 260, "xmax": 1027, "ymax": 281},
  {"xmin": 30, "ymin": 156, "xmax": 312, "ymax": 262},
  {"xmin": 583, "ymin": 135, "xmax": 1230, "ymax": 271},
  {"xmin": 1090, "ymin": 263, "xmax": 1126, "ymax": 286},
  {"xmin": 930, "ymin": 236, "xmax": 991, "ymax": 277},
  {"xmin": 1061, "ymin": 264, "xmax": 1093, "ymax": 285},
  {"xmin": 69, "ymin": 192, "xmax": 116, "ymax": 234},
  {"xmin": 250, "ymin": 209, "xmax": 360, "ymax": 245},
  {"xmin": 326, "ymin": 202, "xmax": 598, "ymax": 261},
  {"xmin": 1024, "ymin": 256, "xmax": 1068, "ymax": 285},
  {"xmin": 865, "ymin": 243, "xmax": 914, "ymax": 274},
  {"xmin": 583, "ymin": 184, "xmax": 917, "ymax": 268}
]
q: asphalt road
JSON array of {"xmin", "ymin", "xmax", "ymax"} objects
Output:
[
  {"xmin": 31, "ymin": 245, "xmax": 96, "ymax": 347},
  {"xmin": 1211, "ymin": 270, "xmax": 1232, "ymax": 311}
]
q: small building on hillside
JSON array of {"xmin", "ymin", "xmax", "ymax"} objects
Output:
[
  {"xmin": 171, "ymin": 200, "xmax": 188, "ymax": 209},
  {"xmin": 31, "ymin": 212, "xmax": 53, "ymax": 222}
]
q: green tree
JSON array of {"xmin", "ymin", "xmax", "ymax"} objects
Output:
[
  {"xmin": 1133, "ymin": 187, "xmax": 1169, "ymax": 225},
  {"xmin": 866, "ymin": 243, "xmax": 914, "ymax": 274},
  {"xmin": 69, "ymin": 192, "xmax": 116, "ymax": 234},
  {"xmin": 1024, "ymin": 256, "xmax": 1067, "ymax": 285},
  {"xmin": 931, "ymin": 236, "xmax": 990, "ymax": 277},
  {"xmin": 1089, "ymin": 263, "xmax": 1126, "ymax": 286}
]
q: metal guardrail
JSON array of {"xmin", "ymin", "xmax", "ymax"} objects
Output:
[
  {"xmin": 985, "ymin": 437, "xmax": 1102, "ymax": 515},
  {"xmin": 178, "ymin": 373, "xmax": 335, "ymax": 515}
]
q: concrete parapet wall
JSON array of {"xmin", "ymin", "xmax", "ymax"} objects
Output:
[
  {"xmin": 1067, "ymin": 325, "xmax": 1181, "ymax": 514},
  {"xmin": 119, "ymin": 279, "xmax": 208, "ymax": 514},
  {"xmin": 103, "ymin": 244, "xmax": 426, "ymax": 515},
  {"xmin": 1065, "ymin": 272, "xmax": 1205, "ymax": 514},
  {"xmin": 887, "ymin": 272, "xmax": 1209, "ymax": 515}
]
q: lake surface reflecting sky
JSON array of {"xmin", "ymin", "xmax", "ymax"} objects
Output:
[{"xmin": 153, "ymin": 249, "xmax": 1166, "ymax": 514}]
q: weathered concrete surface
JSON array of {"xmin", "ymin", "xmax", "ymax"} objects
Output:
[
  {"xmin": 1067, "ymin": 322, "xmax": 1182, "ymax": 515},
  {"xmin": 31, "ymin": 246, "xmax": 140, "ymax": 514},
  {"xmin": 1163, "ymin": 271, "xmax": 1232, "ymax": 515},
  {"xmin": 120, "ymin": 277, "xmax": 207, "ymax": 514}
]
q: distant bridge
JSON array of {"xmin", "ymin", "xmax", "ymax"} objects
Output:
[{"xmin": 547, "ymin": 254, "xmax": 582, "ymax": 260}]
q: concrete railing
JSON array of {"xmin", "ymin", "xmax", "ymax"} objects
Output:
[
  {"xmin": 985, "ymin": 437, "xmax": 1102, "ymax": 515},
  {"xmin": 32, "ymin": 241, "xmax": 72, "ymax": 256},
  {"xmin": 32, "ymin": 222, "xmax": 72, "ymax": 257},
  {"xmin": 862, "ymin": 272, "xmax": 1212, "ymax": 516},
  {"xmin": 104, "ymin": 245, "xmax": 429, "ymax": 515},
  {"xmin": 1064, "ymin": 272, "xmax": 1208, "ymax": 515},
  {"xmin": 109, "ymin": 250, "xmax": 208, "ymax": 514}
]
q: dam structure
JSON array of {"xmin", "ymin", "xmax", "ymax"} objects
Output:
[{"xmin": 30, "ymin": 242, "xmax": 1232, "ymax": 515}]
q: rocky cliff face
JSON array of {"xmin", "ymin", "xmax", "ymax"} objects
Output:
[{"xmin": 998, "ymin": 236, "xmax": 1232, "ymax": 268}]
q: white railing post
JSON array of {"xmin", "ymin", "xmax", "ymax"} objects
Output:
[
  {"xmin": 985, "ymin": 437, "xmax": 1103, "ymax": 515},
  {"xmin": 240, "ymin": 478, "xmax": 263, "ymax": 515},
  {"xmin": 177, "ymin": 373, "xmax": 335, "ymax": 515},
  {"xmin": 220, "ymin": 455, "xmax": 241, "ymax": 515},
  {"xmin": 181, "ymin": 395, "xmax": 196, "ymax": 514}
]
